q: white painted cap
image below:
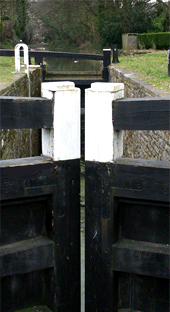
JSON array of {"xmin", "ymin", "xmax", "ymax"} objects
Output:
[
  {"xmin": 91, "ymin": 82, "xmax": 124, "ymax": 92},
  {"xmin": 41, "ymin": 81, "xmax": 75, "ymax": 91}
]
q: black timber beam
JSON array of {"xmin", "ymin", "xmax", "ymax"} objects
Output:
[
  {"xmin": 113, "ymin": 158, "xmax": 170, "ymax": 202},
  {"xmin": 0, "ymin": 237, "xmax": 54, "ymax": 277},
  {"xmin": 112, "ymin": 239, "xmax": 170, "ymax": 279},
  {"xmin": 85, "ymin": 159, "xmax": 170, "ymax": 312},
  {"xmin": 102, "ymin": 49, "xmax": 111, "ymax": 82},
  {"xmin": 0, "ymin": 49, "xmax": 103, "ymax": 61},
  {"xmin": 0, "ymin": 96, "xmax": 53, "ymax": 129},
  {"xmin": 30, "ymin": 50, "xmax": 103, "ymax": 60},
  {"xmin": 86, "ymin": 158, "xmax": 170, "ymax": 204},
  {"xmin": 0, "ymin": 156, "xmax": 53, "ymax": 201},
  {"xmin": 53, "ymin": 159, "xmax": 80, "ymax": 312},
  {"xmin": 113, "ymin": 97, "xmax": 170, "ymax": 130},
  {"xmin": 0, "ymin": 49, "xmax": 15, "ymax": 56}
]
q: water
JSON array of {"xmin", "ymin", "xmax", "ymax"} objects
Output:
[{"xmin": 45, "ymin": 58, "xmax": 102, "ymax": 73}]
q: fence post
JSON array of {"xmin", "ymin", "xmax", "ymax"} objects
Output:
[
  {"xmin": 112, "ymin": 45, "xmax": 119, "ymax": 63},
  {"xmin": 85, "ymin": 82, "xmax": 124, "ymax": 311},
  {"xmin": 35, "ymin": 56, "xmax": 43, "ymax": 65},
  {"xmin": 102, "ymin": 49, "xmax": 111, "ymax": 82},
  {"xmin": 41, "ymin": 81, "xmax": 81, "ymax": 311}
]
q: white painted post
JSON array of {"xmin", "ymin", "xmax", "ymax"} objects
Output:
[
  {"xmin": 15, "ymin": 42, "xmax": 29, "ymax": 77},
  {"xmin": 85, "ymin": 82, "xmax": 124, "ymax": 162},
  {"xmin": 41, "ymin": 81, "xmax": 80, "ymax": 161}
]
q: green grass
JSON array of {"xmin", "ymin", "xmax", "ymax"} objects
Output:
[
  {"xmin": 1, "ymin": 51, "xmax": 170, "ymax": 93},
  {"xmin": 0, "ymin": 56, "xmax": 35, "ymax": 84},
  {"xmin": 116, "ymin": 51, "xmax": 170, "ymax": 93},
  {"xmin": 0, "ymin": 56, "xmax": 17, "ymax": 83}
]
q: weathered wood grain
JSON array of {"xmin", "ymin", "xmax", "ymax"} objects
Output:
[
  {"xmin": 113, "ymin": 157, "xmax": 170, "ymax": 202},
  {"xmin": 0, "ymin": 237, "xmax": 54, "ymax": 277},
  {"xmin": 112, "ymin": 239, "xmax": 170, "ymax": 279},
  {"xmin": 0, "ymin": 156, "xmax": 54, "ymax": 200},
  {"xmin": 0, "ymin": 96, "xmax": 53, "ymax": 129},
  {"xmin": 85, "ymin": 159, "xmax": 170, "ymax": 312},
  {"xmin": 113, "ymin": 97, "xmax": 170, "ymax": 130},
  {"xmin": 0, "ymin": 49, "xmax": 103, "ymax": 60}
]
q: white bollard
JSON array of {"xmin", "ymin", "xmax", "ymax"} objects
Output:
[
  {"xmin": 15, "ymin": 42, "xmax": 29, "ymax": 77},
  {"xmin": 41, "ymin": 81, "xmax": 80, "ymax": 161},
  {"xmin": 85, "ymin": 82, "xmax": 124, "ymax": 162}
]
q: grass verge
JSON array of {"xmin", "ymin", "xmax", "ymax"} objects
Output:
[
  {"xmin": 0, "ymin": 56, "xmax": 35, "ymax": 84},
  {"xmin": 0, "ymin": 56, "xmax": 17, "ymax": 83},
  {"xmin": 1, "ymin": 50, "xmax": 170, "ymax": 93},
  {"xmin": 116, "ymin": 51, "xmax": 170, "ymax": 93}
]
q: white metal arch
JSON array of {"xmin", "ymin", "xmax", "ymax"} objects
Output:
[{"xmin": 15, "ymin": 42, "xmax": 29, "ymax": 77}]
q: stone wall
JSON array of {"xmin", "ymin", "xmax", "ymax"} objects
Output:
[
  {"xmin": 0, "ymin": 68, "xmax": 42, "ymax": 159},
  {"xmin": 109, "ymin": 65, "xmax": 170, "ymax": 161},
  {"xmin": 0, "ymin": 68, "xmax": 42, "ymax": 97}
]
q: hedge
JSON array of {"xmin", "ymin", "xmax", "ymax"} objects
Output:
[{"xmin": 137, "ymin": 32, "xmax": 170, "ymax": 50}]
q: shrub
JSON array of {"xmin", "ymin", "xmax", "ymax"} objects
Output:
[{"xmin": 137, "ymin": 32, "xmax": 170, "ymax": 49}]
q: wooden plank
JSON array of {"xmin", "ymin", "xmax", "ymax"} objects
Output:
[
  {"xmin": 112, "ymin": 158, "xmax": 170, "ymax": 202},
  {"xmin": 53, "ymin": 159, "xmax": 80, "ymax": 311},
  {"xmin": 0, "ymin": 96, "xmax": 53, "ymax": 129},
  {"xmin": 0, "ymin": 155, "xmax": 52, "ymax": 167},
  {"xmin": 0, "ymin": 49, "xmax": 103, "ymax": 60},
  {"xmin": 113, "ymin": 97, "xmax": 170, "ymax": 130},
  {"xmin": 112, "ymin": 239, "xmax": 170, "ymax": 279},
  {"xmin": 117, "ymin": 198, "xmax": 169, "ymax": 245},
  {"xmin": 47, "ymin": 70, "xmax": 101, "ymax": 76},
  {"xmin": 0, "ymin": 49, "xmax": 15, "ymax": 56},
  {"xmin": 1, "ymin": 195, "xmax": 50, "ymax": 245},
  {"xmin": 30, "ymin": 50, "xmax": 103, "ymax": 61},
  {"xmin": 1, "ymin": 269, "xmax": 55, "ymax": 311},
  {"xmin": 85, "ymin": 161, "xmax": 114, "ymax": 312},
  {"xmin": 0, "ymin": 236, "xmax": 54, "ymax": 277},
  {"xmin": 0, "ymin": 156, "xmax": 54, "ymax": 200},
  {"xmin": 118, "ymin": 272, "xmax": 169, "ymax": 312},
  {"xmin": 115, "ymin": 157, "xmax": 170, "ymax": 169}
]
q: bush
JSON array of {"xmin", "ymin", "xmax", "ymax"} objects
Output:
[
  {"xmin": 137, "ymin": 32, "xmax": 170, "ymax": 50},
  {"xmin": 98, "ymin": 19, "xmax": 122, "ymax": 49}
]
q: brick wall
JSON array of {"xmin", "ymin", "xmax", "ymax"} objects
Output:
[{"xmin": 109, "ymin": 65, "xmax": 170, "ymax": 161}]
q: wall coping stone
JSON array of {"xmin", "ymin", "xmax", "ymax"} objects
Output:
[
  {"xmin": 0, "ymin": 73, "xmax": 26, "ymax": 96},
  {"xmin": 110, "ymin": 65, "xmax": 170, "ymax": 97}
]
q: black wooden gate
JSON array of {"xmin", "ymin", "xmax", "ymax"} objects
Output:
[
  {"xmin": 0, "ymin": 96, "xmax": 80, "ymax": 312},
  {"xmin": 1, "ymin": 91, "xmax": 170, "ymax": 312},
  {"xmin": 85, "ymin": 97, "xmax": 170, "ymax": 312}
]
